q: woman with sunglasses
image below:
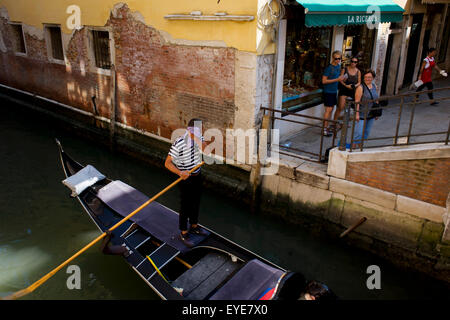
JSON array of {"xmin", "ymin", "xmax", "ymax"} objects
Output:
[
  {"xmin": 322, "ymin": 51, "xmax": 346, "ymax": 137},
  {"xmin": 336, "ymin": 57, "xmax": 361, "ymax": 131},
  {"xmin": 353, "ymin": 69, "xmax": 380, "ymax": 148}
]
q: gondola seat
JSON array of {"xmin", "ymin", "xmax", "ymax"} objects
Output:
[{"xmin": 209, "ymin": 259, "xmax": 284, "ymax": 300}]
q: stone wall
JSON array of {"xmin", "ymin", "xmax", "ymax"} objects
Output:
[
  {"xmin": 0, "ymin": 4, "xmax": 244, "ymax": 143},
  {"xmin": 259, "ymin": 146, "xmax": 450, "ymax": 283},
  {"xmin": 346, "ymin": 158, "xmax": 450, "ymax": 207}
]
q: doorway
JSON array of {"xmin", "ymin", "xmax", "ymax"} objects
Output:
[
  {"xmin": 403, "ymin": 14, "xmax": 424, "ymax": 87},
  {"xmin": 381, "ymin": 33, "xmax": 394, "ymax": 95}
]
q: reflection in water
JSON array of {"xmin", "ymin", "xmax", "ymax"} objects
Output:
[{"xmin": 0, "ymin": 246, "xmax": 51, "ymax": 290}]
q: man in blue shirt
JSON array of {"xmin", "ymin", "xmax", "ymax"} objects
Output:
[{"xmin": 322, "ymin": 51, "xmax": 345, "ymax": 137}]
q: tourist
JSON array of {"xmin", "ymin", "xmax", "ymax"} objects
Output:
[
  {"xmin": 322, "ymin": 51, "xmax": 346, "ymax": 137},
  {"xmin": 300, "ymin": 280, "xmax": 337, "ymax": 301},
  {"xmin": 416, "ymin": 47, "xmax": 448, "ymax": 105},
  {"xmin": 335, "ymin": 57, "xmax": 361, "ymax": 132},
  {"xmin": 353, "ymin": 69, "xmax": 381, "ymax": 148}
]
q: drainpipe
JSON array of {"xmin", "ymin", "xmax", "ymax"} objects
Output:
[
  {"xmin": 110, "ymin": 64, "xmax": 116, "ymax": 152},
  {"xmin": 268, "ymin": 24, "xmax": 280, "ymax": 154}
]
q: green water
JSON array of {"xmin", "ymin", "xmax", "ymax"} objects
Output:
[{"xmin": 0, "ymin": 101, "xmax": 449, "ymax": 300}]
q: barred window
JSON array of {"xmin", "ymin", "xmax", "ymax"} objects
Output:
[
  {"xmin": 91, "ymin": 30, "xmax": 111, "ymax": 69},
  {"xmin": 11, "ymin": 24, "xmax": 26, "ymax": 54},
  {"xmin": 47, "ymin": 26, "xmax": 64, "ymax": 61}
]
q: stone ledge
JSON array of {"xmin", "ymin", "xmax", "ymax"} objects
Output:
[
  {"xmin": 327, "ymin": 144, "xmax": 450, "ymax": 179},
  {"xmin": 277, "ymin": 161, "xmax": 298, "ymax": 180},
  {"xmin": 346, "ymin": 143, "xmax": 450, "ymax": 163},
  {"xmin": 295, "ymin": 164, "xmax": 330, "ymax": 190},
  {"xmin": 330, "ymin": 177, "xmax": 397, "ymax": 209},
  {"xmin": 397, "ymin": 195, "xmax": 445, "ymax": 223}
]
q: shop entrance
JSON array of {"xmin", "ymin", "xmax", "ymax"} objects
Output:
[
  {"xmin": 403, "ymin": 14, "xmax": 424, "ymax": 87},
  {"xmin": 341, "ymin": 25, "xmax": 376, "ymax": 72},
  {"xmin": 381, "ymin": 33, "xmax": 394, "ymax": 96}
]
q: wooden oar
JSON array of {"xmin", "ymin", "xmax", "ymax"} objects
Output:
[{"xmin": 1, "ymin": 162, "xmax": 204, "ymax": 300}]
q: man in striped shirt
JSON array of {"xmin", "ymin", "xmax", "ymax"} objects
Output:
[{"xmin": 165, "ymin": 118, "xmax": 209, "ymax": 247}]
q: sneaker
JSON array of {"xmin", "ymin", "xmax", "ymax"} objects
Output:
[
  {"xmin": 179, "ymin": 233, "xmax": 195, "ymax": 248},
  {"xmin": 189, "ymin": 226, "xmax": 208, "ymax": 236},
  {"xmin": 430, "ymin": 101, "xmax": 439, "ymax": 106}
]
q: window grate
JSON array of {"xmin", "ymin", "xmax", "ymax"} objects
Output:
[
  {"xmin": 48, "ymin": 26, "xmax": 64, "ymax": 60},
  {"xmin": 92, "ymin": 30, "xmax": 111, "ymax": 70},
  {"xmin": 11, "ymin": 24, "xmax": 26, "ymax": 53}
]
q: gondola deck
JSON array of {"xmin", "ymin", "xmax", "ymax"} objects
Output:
[{"xmin": 56, "ymin": 139, "xmax": 301, "ymax": 300}]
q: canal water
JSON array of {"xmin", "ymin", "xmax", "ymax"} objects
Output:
[{"xmin": 1, "ymin": 100, "xmax": 449, "ymax": 300}]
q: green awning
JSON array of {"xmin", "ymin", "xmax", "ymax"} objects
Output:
[{"xmin": 296, "ymin": 0, "xmax": 405, "ymax": 27}]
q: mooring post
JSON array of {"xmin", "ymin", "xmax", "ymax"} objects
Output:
[
  {"xmin": 251, "ymin": 114, "xmax": 270, "ymax": 214},
  {"xmin": 340, "ymin": 217, "xmax": 367, "ymax": 238}
]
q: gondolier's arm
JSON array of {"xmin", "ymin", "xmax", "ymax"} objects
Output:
[{"xmin": 165, "ymin": 155, "xmax": 189, "ymax": 180}]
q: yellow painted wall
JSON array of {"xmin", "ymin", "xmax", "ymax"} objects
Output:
[{"xmin": 0, "ymin": 0, "xmax": 266, "ymax": 53}]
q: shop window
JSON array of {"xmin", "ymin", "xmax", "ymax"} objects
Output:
[
  {"xmin": 10, "ymin": 23, "xmax": 26, "ymax": 54},
  {"xmin": 283, "ymin": 23, "xmax": 333, "ymax": 110},
  {"xmin": 45, "ymin": 25, "xmax": 64, "ymax": 61},
  {"xmin": 342, "ymin": 25, "xmax": 376, "ymax": 72},
  {"xmin": 438, "ymin": 12, "xmax": 450, "ymax": 63},
  {"xmin": 91, "ymin": 30, "xmax": 111, "ymax": 70}
]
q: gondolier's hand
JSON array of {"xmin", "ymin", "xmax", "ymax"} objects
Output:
[{"xmin": 179, "ymin": 171, "xmax": 190, "ymax": 180}]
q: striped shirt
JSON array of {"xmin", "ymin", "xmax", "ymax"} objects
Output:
[{"xmin": 169, "ymin": 132, "xmax": 204, "ymax": 174}]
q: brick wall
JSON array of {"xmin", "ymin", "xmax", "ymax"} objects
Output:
[
  {"xmin": 0, "ymin": 4, "xmax": 237, "ymax": 142},
  {"xmin": 346, "ymin": 158, "xmax": 450, "ymax": 207}
]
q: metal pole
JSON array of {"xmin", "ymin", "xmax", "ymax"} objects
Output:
[
  {"xmin": 339, "ymin": 100, "xmax": 350, "ymax": 151},
  {"xmin": 319, "ymin": 119, "xmax": 325, "ymax": 162},
  {"xmin": 360, "ymin": 103, "xmax": 368, "ymax": 152},
  {"xmin": 109, "ymin": 64, "xmax": 116, "ymax": 152},
  {"xmin": 350, "ymin": 104, "xmax": 357, "ymax": 152},
  {"xmin": 407, "ymin": 95, "xmax": 417, "ymax": 145},
  {"xmin": 446, "ymin": 120, "xmax": 450, "ymax": 145},
  {"xmin": 394, "ymin": 96, "xmax": 404, "ymax": 145}
]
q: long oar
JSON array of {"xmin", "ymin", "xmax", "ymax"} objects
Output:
[{"xmin": 2, "ymin": 162, "xmax": 204, "ymax": 300}]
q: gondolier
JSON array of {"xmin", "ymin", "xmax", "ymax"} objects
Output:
[
  {"xmin": 165, "ymin": 118, "xmax": 209, "ymax": 247},
  {"xmin": 47, "ymin": 140, "xmax": 328, "ymax": 301}
]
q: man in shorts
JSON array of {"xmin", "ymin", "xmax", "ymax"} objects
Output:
[{"xmin": 322, "ymin": 51, "xmax": 346, "ymax": 137}]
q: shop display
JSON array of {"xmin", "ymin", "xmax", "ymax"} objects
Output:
[{"xmin": 283, "ymin": 25, "xmax": 332, "ymax": 109}]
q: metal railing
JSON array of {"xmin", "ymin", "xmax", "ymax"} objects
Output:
[
  {"xmin": 339, "ymin": 86, "xmax": 450, "ymax": 152},
  {"xmin": 262, "ymin": 86, "xmax": 450, "ymax": 162},
  {"xmin": 261, "ymin": 107, "xmax": 340, "ymax": 162}
]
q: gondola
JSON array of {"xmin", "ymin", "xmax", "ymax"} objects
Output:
[{"xmin": 56, "ymin": 139, "xmax": 307, "ymax": 300}]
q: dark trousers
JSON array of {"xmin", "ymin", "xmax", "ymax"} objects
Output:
[
  {"xmin": 416, "ymin": 81, "xmax": 434, "ymax": 100},
  {"xmin": 179, "ymin": 173, "xmax": 203, "ymax": 231}
]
